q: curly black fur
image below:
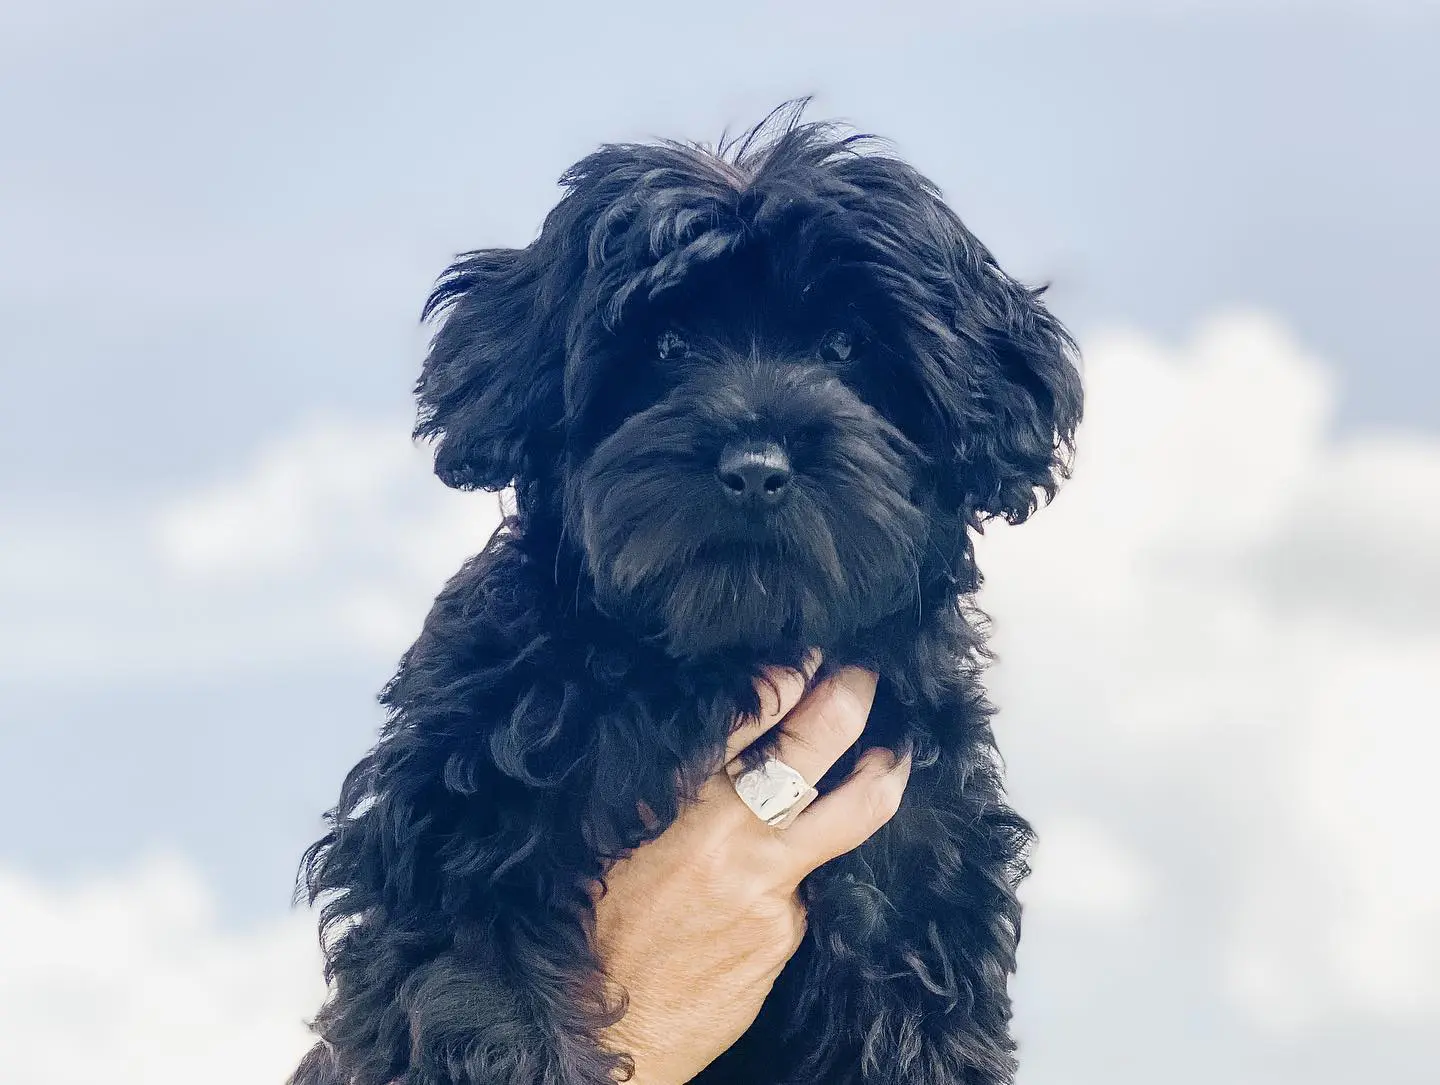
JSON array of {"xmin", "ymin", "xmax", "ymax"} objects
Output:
[{"xmin": 292, "ymin": 99, "xmax": 1082, "ymax": 1085}]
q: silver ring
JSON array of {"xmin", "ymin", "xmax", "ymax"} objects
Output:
[{"xmin": 732, "ymin": 757, "xmax": 819, "ymax": 829}]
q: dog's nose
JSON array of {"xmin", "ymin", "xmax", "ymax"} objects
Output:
[{"xmin": 716, "ymin": 441, "xmax": 792, "ymax": 508}]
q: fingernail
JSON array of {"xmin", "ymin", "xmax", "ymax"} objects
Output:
[{"xmin": 801, "ymin": 648, "xmax": 823, "ymax": 679}]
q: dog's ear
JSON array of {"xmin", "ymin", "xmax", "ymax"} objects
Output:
[
  {"xmin": 416, "ymin": 228, "xmax": 582, "ymax": 490},
  {"xmin": 831, "ymin": 152, "xmax": 1082, "ymax": 523},
  {"xmin": 885, "ymin": 188, "xmax": 1082, "ymax": 524},
  {"xmin": 944, "ymin": 255, "xmax": 1083, "ymax": 524},
  {"xmin": 416, "ymin": 247, "xmax": 555, "ymax": 490}
]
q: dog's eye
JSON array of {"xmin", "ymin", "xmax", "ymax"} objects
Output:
[
  {"xmin": 819, "ymin": 329, "xmax": 855, "ymax": 363},
  {"xmin": 657, "ymin": 330, "xmax": 690, "ymax": 360}
]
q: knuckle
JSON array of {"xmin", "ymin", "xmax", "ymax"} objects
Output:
[
  {"xmin": 864, "ymin": 775, "xmax": 905, "ymax": 825},
  {"xmin": 686, "ymin": 831, "xmax": 737, "ymax": 882},
  {"xmin": 684, "ymin": 850, "xmax": 725, "ymax": 885},
  {"xmin": 787, "ymin": 905, "xmax": 809, "ymax": 950},
  {"xmin": 817, "ymin": 691, "xmax": 868, "ymax": 748},
  {"xmin": 758, "ymin": 667, "xmax": 805, "ymax": 718},
  {"xmin": 759, "ymin": 893, "xmax": 806, "ymax": 947}
]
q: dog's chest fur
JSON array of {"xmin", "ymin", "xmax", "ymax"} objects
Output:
[{"xmin": 335, "ymin": 528, "xmax": 1027, "ymax": 1084}]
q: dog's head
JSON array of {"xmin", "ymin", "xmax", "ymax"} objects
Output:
[{"xmin": 417, "ymin": 104, "xmax": 1081, "ymax": 658}]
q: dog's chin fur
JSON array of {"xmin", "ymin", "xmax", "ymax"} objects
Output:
[
  {"xmin": 593, "ymin": 543, "xmax": 911, "ymax": 659},
  {"xmin": 292, "ymin": 101, "xmax": 1082, "ymax": 1085}
]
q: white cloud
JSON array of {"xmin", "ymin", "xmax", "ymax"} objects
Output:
[
  {"xmin": 979, "ymin": 312, "xmax": 1440, "ymax": 1034},
  {"xmin": 1021, "ymin": 818, "xmax": 1156, "ymax": 921},
  {"xmin": 154, "ymin": 415, "xmax": 421, "ymax": 578},
  {"xmin": 0, "ymin": 856, "xmax": 324, "ymax": 1085},
  {"xmin": 0, "ymin": 415, "xmax": 500, "ymax": 681}
]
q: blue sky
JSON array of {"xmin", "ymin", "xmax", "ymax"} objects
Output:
[{"xmin": 1, "ymin": 3, "xmax": 1437, "ymax": 1084}]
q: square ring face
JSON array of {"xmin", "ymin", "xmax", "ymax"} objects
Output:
[
  {"xmin": 734, "ymin": 758, "xmax": 812, "ymax": 824},
  {"xmin": 765, "ymin": 787, "xmax": 819, "ymax": 830}
]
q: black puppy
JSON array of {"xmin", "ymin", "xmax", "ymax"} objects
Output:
[{"xmin": 293, "ymin": 102, "xmax": 1082, "ymax": 1085}]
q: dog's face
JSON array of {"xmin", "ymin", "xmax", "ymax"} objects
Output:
[
  {"xmin": 416, "ymin": 113, "xmax": 1081, "ymax": 658},
  {"xmin": 567, "ymin": 244, "xmax": 933, "ymax": 656}
]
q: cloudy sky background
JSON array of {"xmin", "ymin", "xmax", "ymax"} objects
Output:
[{"xmin": 1, "ymin": 2, "xmax": 1437, "ymax": 1083}]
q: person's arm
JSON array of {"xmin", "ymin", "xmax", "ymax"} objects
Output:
[{"xmin": 592, "ymin": 658, "xmax": 911, "ymax": 1085}]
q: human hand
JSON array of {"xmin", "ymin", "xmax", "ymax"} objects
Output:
[{"xmin": 592, "ymin": 655, "xmax": 913, "ymax": 1085}]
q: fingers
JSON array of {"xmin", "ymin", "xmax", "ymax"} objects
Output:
[
  {"xmin": 753, "ymin": 667, "xmax": 878, "ymax": 790},
  {"xmin": 781, "ymin": 747, "xmax": 912, "ymax": 876},
  {"xmin": 723, "ymin": 649, "xmax": 822, "ymax": 762}
]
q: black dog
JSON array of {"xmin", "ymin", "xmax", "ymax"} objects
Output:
[{"xmin": 292, "ymin": 102, "xmax": 1082, "ymax": 1085}]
